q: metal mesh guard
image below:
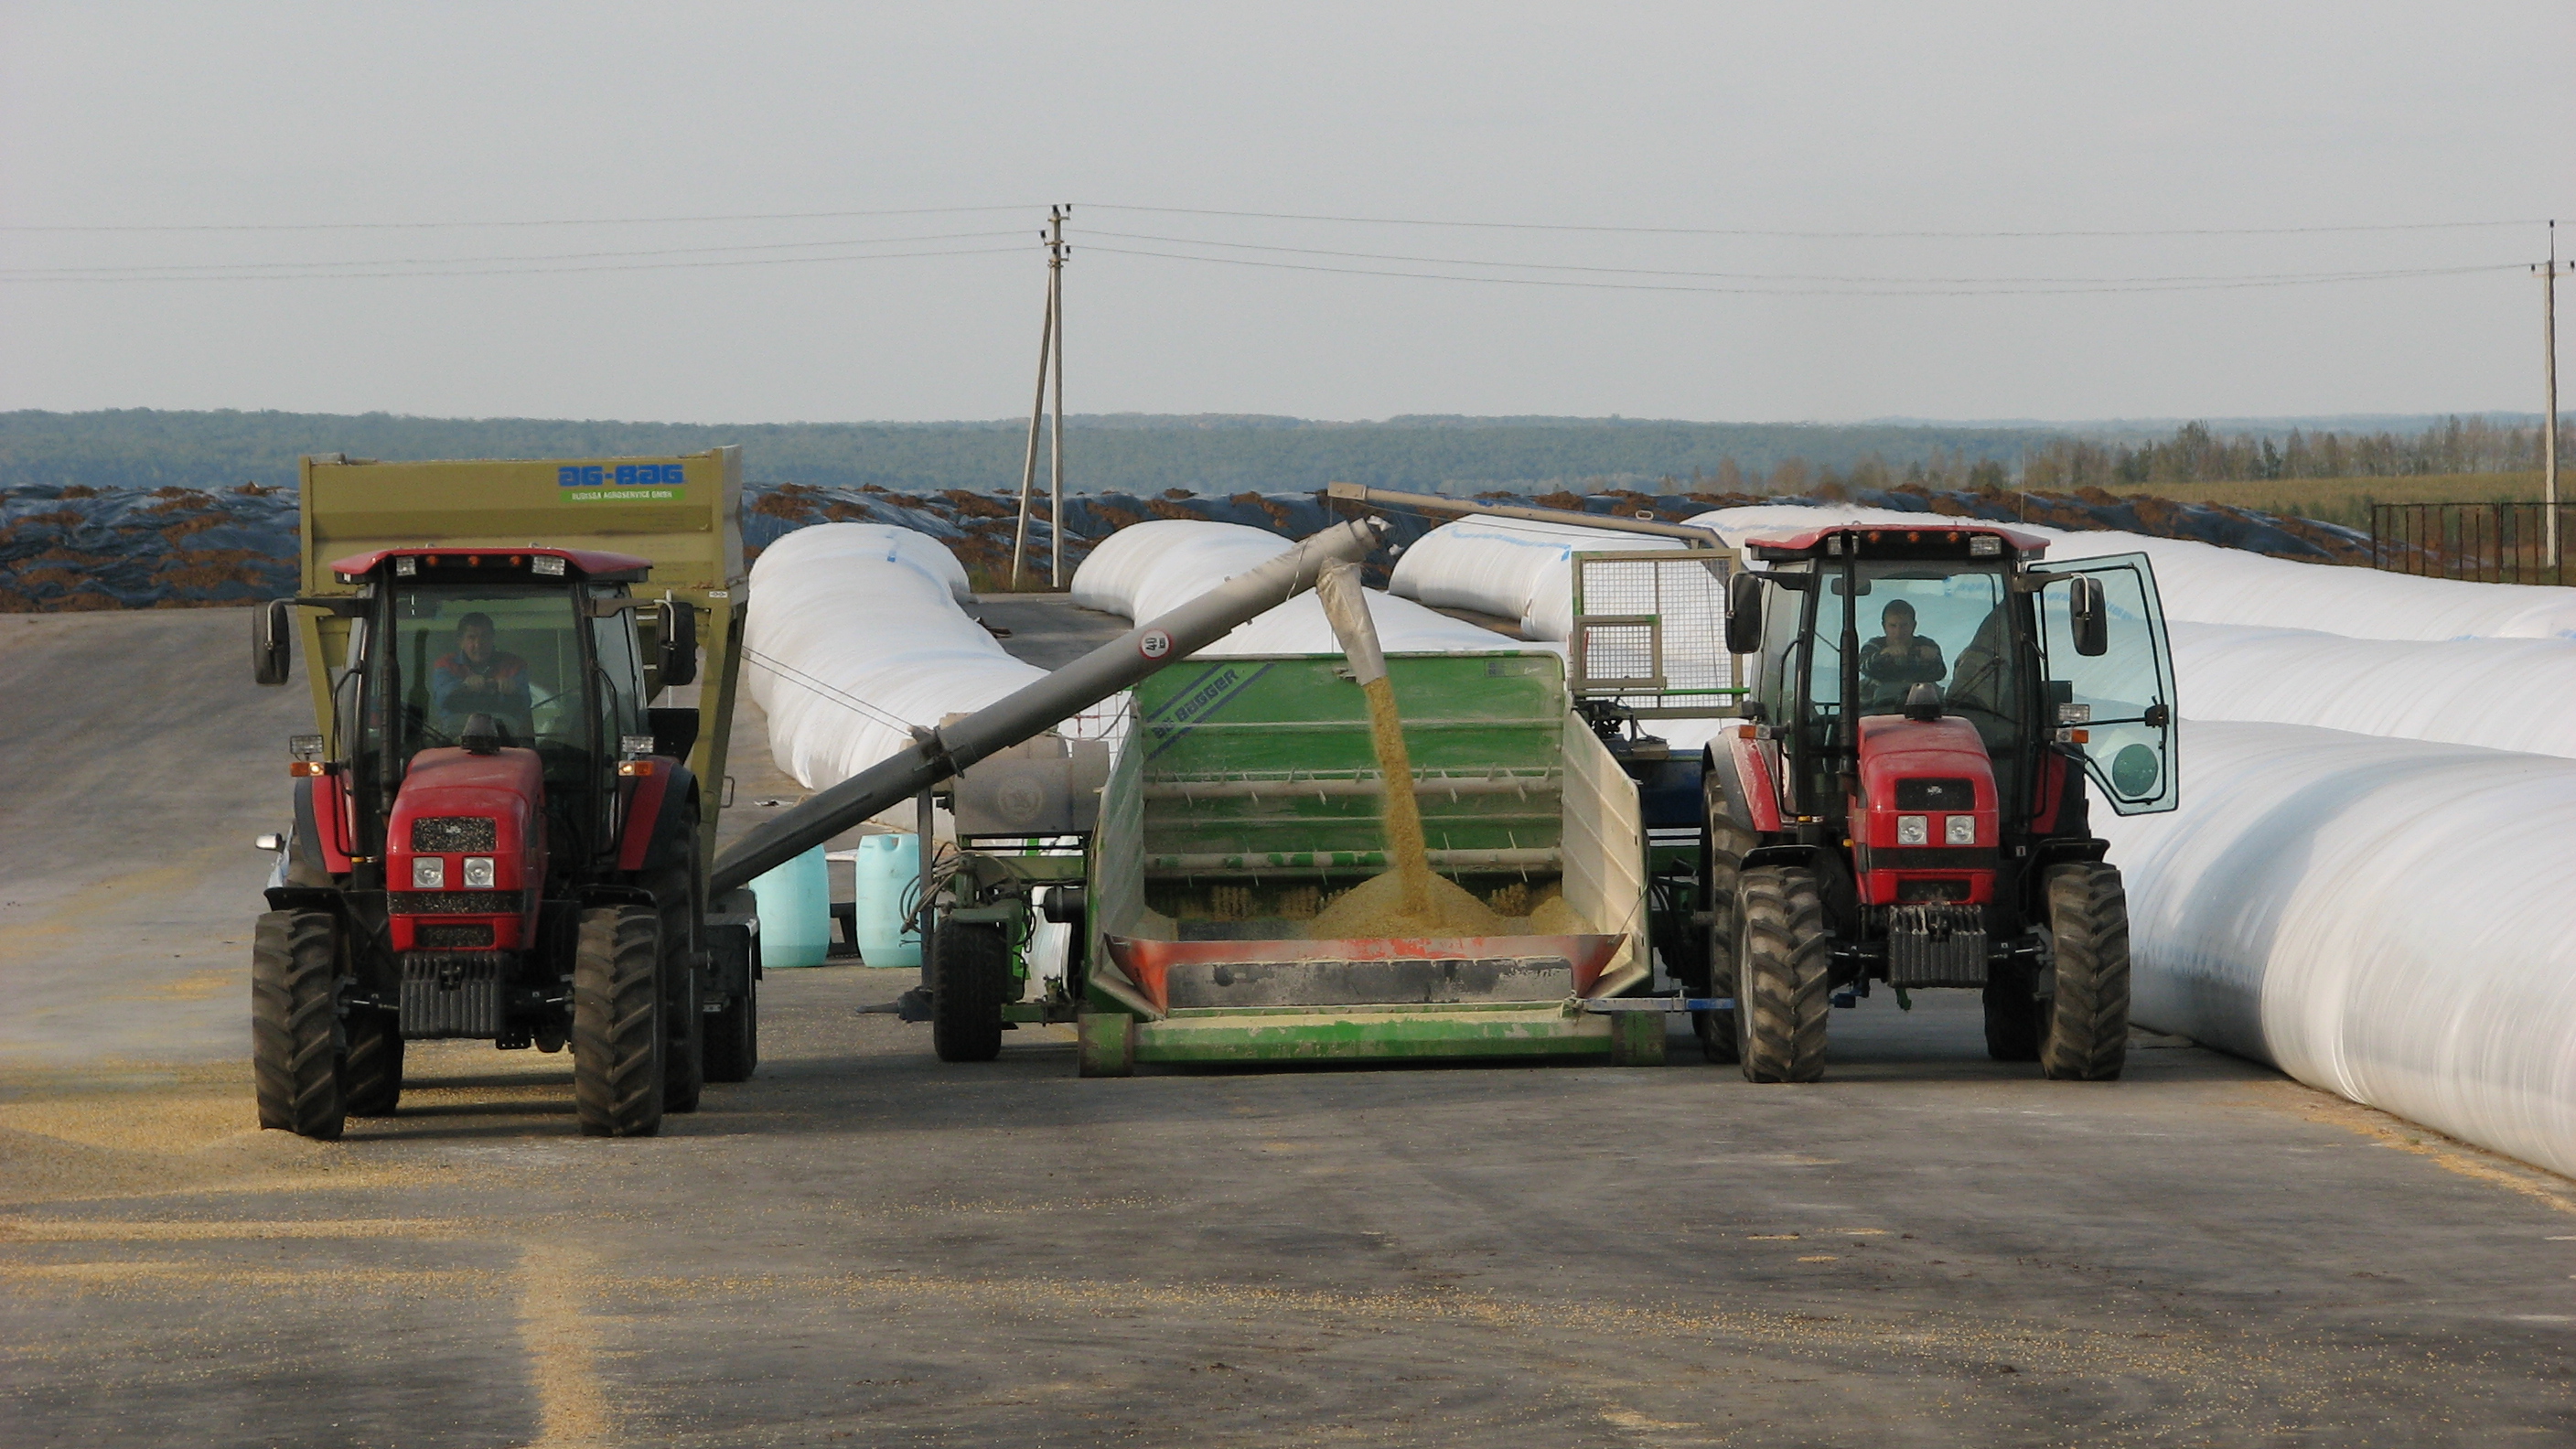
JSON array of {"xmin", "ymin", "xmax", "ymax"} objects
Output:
[{"xmin": 1571, "ymin": 553, "xmax": 1733, "ymax": 706}]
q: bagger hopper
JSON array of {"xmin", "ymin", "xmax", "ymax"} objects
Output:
[{"xmin": 1069, "ymin": 645, "xmax": 1657, "ymax": 1074}]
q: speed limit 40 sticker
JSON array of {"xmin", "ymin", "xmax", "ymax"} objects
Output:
[{"xmin": 1138, "ymin": 628, "xmax": 1174, "ymax": 660}]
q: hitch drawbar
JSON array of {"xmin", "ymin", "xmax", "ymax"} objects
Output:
[{"xmin": 1582, "ymin": 997, "xmax": 1735, "ymax": 1013}]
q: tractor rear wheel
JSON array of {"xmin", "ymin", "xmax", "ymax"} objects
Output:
[
  {"xmin": 342, "ymin": 1007, "xmax": 404, "ymax": 1116},
  {"xmin": 574, "ymin": 906, "xmax": 665, "ymax": 1137},
  {"xmin": 645, "ymin": 821, "xmax": 705, "ymax": 1115},
  {"xmin": 930, "ymin": 921, "xmax": 1009, "ymax": 1063},
  {"xmin": 251, "ymin": 909, "xmax": 345, "ymax": 1140},
  {"xmin": 1734, "ymin": 867, "xmax": 1830, "ymax": 1083},
  {"xmin": 2039, "ymin": 864, "xmax": 2131, "ymax": 1081},
  {"xmin": 703, "ymin": 950, "xmax": 758, "ymax": 1083}
]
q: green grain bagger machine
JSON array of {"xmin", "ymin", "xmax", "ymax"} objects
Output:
[{"xmin": 1065, "ymin": 648, "xmax": 1659, "ymax": 1073}]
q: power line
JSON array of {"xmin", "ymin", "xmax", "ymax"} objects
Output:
[
  {"xmin": 1081, "ymin": 229, "xmax": 2516, "ymax": 287},
  {"xmin": 739, "ymin": 644, "xmax": 918, "ymax": 737},
  {"xmin": 5, "ymin": 199, "xmax": 2555, "ymax": 241},
  {"xmin": 0, "ymin": 243, "xmax": 1029, "ymax": 284},
  {"xmin": 1087, "ymin": 204, "xmax": 2558, "ymax": 241},
  {"xmin": 0, "ymin": 230, "xmax": 1030, "ymax": 277},
  {"xmin": 1080, "ymin": 243, "xmax": 2523, "ymax": 297},
  {"xmin": 0, "ymin": 204, "xmax": 1037, "ymax": 234}
]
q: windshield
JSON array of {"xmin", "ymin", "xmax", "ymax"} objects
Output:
[
  {"xmin": 360, "ymin": 584, "xmax": 593, "ymax": 790},
  {"xmin": 1798, "ymin": 559, "xmax": 2030, "ymax": 811},
  {"xmin": 1810, "ymin": 562, "xmax": 2018, "ymax": 724}
]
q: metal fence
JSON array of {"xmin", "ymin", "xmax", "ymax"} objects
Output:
[{"xmin": 2369, "ymin": 502, "xmax": 2575, "ymax": 586}]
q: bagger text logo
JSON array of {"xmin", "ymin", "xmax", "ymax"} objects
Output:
[{"xmin": 558, "ymin": 463, "xmax": 686, "ymax": 502}]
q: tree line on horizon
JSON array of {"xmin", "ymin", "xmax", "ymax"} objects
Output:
[{"xmin": 0, "ymin": 408, "xmax": 2560, "ymax": 500}]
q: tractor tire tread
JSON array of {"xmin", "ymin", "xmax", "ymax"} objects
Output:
[
  {"xmin": 251, "ymin": 910, "xmax": 345, "ymax": 1140},
  {"xmin": 2040, "ymin": 863, "xmax": 2131, "ymax": 1081},
  {"xmin": 574, "ymin": 907, "xmax": 665, "ymax": 1137},
  {"xmin": 1736, "ymin": 866, "xmax": 1831, "ymax": 1083},
  {"xmin": 930, "ymin": 923, "xmax": 1009, "ymax": 1063}
]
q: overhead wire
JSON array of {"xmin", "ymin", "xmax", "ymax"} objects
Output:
[
  {"xmin": 1079, "ymin": 228, "xmax": 2521, "ymax": 288},
  {"xmin": 1085, "ymin": 203, "xmax": 2557, "ymax": 240},
  {"xmin": 1, "ymin": 202, "xmax": 2549, "ymax": 292},
  {"xmin": 0, "ymin": 203, "xmax": 1042, "ymax": 233},
  {"xmin": 1078, "ymin": 243, "xmax": 2523, "ymax": 297},
  {"xmin": 0, "ymin": 243, "xmax": 1031, "ymax": 283},
  {"xmin": 738, "ymin": 642, "xmax": 919, "ymax": 737},
  {"xmin": 0, "ymin": 230, "xmax": 1032, "ymax": 277}
]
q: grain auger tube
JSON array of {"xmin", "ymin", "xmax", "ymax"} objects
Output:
[{"xmin": 709, "ymin": 516, "xmax": 1390, "ymax": 896}]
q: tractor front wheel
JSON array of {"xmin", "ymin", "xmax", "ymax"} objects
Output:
[
  {"xmin": 1734, "ymin": 867, "xmax": 1831, "ymax": 1083},
  {"xmin": 574, "ymin": 907, "xmax": 666, "ymax": 1137},
  {"xmin": 930, "ymin": 922, "xmax": 1009, "ymax": 1063},
  {"xmin": 251, "ymin": 909, "xmax": 346, "ymax": 1140},
  {"xmin": 2039, "ymin": 864, "xmax": 2131, "ymax": 1081}
]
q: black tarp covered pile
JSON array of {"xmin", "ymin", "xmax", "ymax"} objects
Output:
[{"xmin": 2, "ymin": 478, "xmax": 2367, "ymax": 611}]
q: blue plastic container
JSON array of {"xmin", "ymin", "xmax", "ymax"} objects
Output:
[
  {"xmin": 748, "ymin": 845, "xmax": 832, "ymax": 970},
  {"xmin": 851, "ymin": 832, "xmax": 923, "ymax": 968}
]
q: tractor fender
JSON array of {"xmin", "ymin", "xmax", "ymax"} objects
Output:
[
  {"xmin": 615, "ymin": 762, "xmax": 697, "ymax": 873},
  {"xmin": 1709, "ymin": 735, "xmax": 1783, "ymax": 834},
  {"xmin": 295, "ymin": 772, "xmax": 355, "ymax": 875},
  {"xmin": 263, "ymin": 885, "xmax": 341, "ymax": 914},
  {"xmin": 1739, "ymin": 842, "xmax": 1862, "ymax": 939}
]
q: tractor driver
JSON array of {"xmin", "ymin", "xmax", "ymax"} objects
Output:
[
  {"xmin": 431, "ymin": 612, "xmax": 532, "ymax": 734},
  {"xmin": 1858, "ymin": 598, "xmax": 1947, "ymax": 712}
]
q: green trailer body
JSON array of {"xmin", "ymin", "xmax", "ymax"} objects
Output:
[{"xmin": 1079, "ymin": 650, "xmax": 1655, "ymax": 1068}]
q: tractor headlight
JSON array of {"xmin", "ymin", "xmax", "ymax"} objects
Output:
[
  {"xmin": 412, "ymin": 856, "xmax": 446, "ymax": 889},
  {"xmin": 462, "ymin": 856, "xmax": 497, "ymax": 889},
  {"xmin": 1945, "ymin": 814, "xmax": 1977, "ymax": 845},
  {"xmin": 1896, "ymin": 814, "xmax": 1929, "ymax": 845}
]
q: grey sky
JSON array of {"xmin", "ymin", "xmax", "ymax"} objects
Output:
[{"xmin": 4, "ymin": 2, "xmax": 2570, "ymax": 426}]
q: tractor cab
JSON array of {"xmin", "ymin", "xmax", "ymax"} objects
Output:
[
  {"xmin": 1703, "ymin": 521, "xmax": 2178, "ymax": 1084},
  {"xmin": 308, "ymin": 546, "xmax": 700, "ymax": 886},
  {"xmin": 1724, "ymin": 522, "xmax": 2178, "ymax": 843}
]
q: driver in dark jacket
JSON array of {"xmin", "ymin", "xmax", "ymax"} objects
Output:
[
  {"xmin": 1859, "ymin": 599, "xmax": 1946, "ymax": 711},
  {"xmin": 432, "ymin": 613, "xmax": 532, "ymax": 722}
]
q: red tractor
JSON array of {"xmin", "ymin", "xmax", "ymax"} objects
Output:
[
  {"xmin": 252, "ymin": 543, "xmax": 752, "ymax": 1139},
  {"xmin": 1701, "ymin": 521, "xmax": 2179, "ymax": 1082}
]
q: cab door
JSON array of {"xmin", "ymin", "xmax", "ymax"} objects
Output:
[{"xmin": 2027, "ymin": 553, "xmax": 2180, "ymax": 816}]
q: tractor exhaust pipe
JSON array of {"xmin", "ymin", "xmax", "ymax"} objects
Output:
[{"xmin": 710, "ymin": 517, "xmax": 1389, "ymax": 896}]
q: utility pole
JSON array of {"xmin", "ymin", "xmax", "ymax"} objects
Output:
[
  {"xmin": 1049, "ymin": 205, "xmax": 1068, "ymax": 588},
  {"xmin": 1009, "ymin": 206, "xmax": 1071, "ymax": 589},
  {"xmin": 2540, "ymin": 220, "xmax": 2565, "ymax": 576}
]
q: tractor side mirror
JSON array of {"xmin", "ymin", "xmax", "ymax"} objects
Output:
[
  {"xmin": 1724, "ymin": 571, "xmax": 1765, "ymax": 655},
  {"xmin": 252, "ymin": 598, "xmax": 294, "ymax": 685},
  {"xmin": 2069, "ymin": 575, "xmax": 2109, "ymax": 656},
  {"xmin": 657, "ymin": 600, "xmax": 699, "ymax": 687}
]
